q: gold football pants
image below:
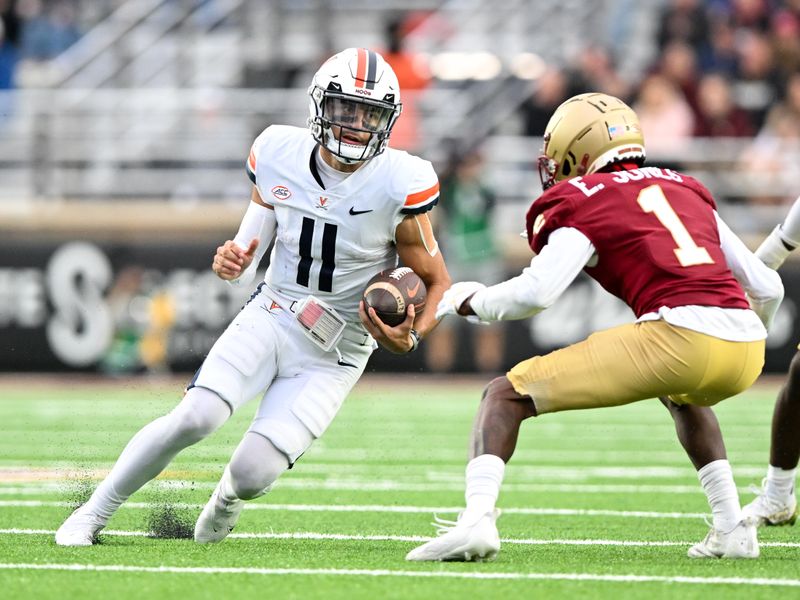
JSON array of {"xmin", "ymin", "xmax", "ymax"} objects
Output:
[{"xmin": 507, "ymin": 320, "xmax": 765, "ymax": 414}]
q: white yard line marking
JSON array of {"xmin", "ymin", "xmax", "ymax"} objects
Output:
[
  {"xmin": 0, "ymin": 480, "xmax": 765, "ymax": 495},
  {"xmin": 0, "ymin": 563, "xmax": 797, "ymax": 587},
  {"xmin": 0, "ymin": 500, "xmax": 709, "ymax": 519},
  {"xmin": 3, "ymin": 527, "xmax": 800, "ymax": 548}
]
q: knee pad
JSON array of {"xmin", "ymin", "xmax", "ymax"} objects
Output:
[
  {"xmin": 169, "ymin": 387, "xmax": 230, "ymax": 443},
  {"xmin": 228, "ymin": 433, "xmax": 290, "ymax": 500}
]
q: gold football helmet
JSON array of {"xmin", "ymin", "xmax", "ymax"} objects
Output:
[{"xmin": 538, "ymin": 92, "xmax": 645, "ymax": 189}]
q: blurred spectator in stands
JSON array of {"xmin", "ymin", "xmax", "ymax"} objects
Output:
[
  {"xmin": 771, "ymin": 9, "xmax": 800, "ymax": 80},
  {"xmin": 729, "ymin": 0, "xmax": 771, "ymax": 32},
  {"xmin": 381, "ymin": 13, "xmax": 431, "ymax": 152},
  {"xmin": 657, "ymin": 0, "xmax": 710, "ymax": 52},
  {"xmin": 567, "ymin": 45, "xmax": 631, "ymax": 102},
  {"xmin": 732, "ymin": 30, "xmax": 780, "ymax": 131},
  {"xmin": 782, "ymin": 71, "xmax": 800, "ymax": 121},
  {"xmin": 738, "ymin": 103, "xmax": 800, "ymax": 205},
  {"xmin": 693, "ymin": 72, "xmax": 754, "ymax": 137},
  {"xmin": 656, "ymin": 40, "xmax": 701, "ymax": 110},
  {"xmin": 519, "ymin": 67, "xmax": 569, "ymax": 136},
  {"xmin": 634, "ymin": 73, "xmax": 695, "ymax": 155},
  {"xmin": 19, "ymin": 0, "xmax": 80, "ymax": 61},
  {"xmin": 699, "ymin": 16, "xmax": 739, "ymax": 76},
  {"xmin": 0, "ymin": 0, "xmax": 20, "ymax": 90},
  {"xmin": 101, "ymin": 266, "xmax": 147, "ymax": 375},
  {"xmin": 426, "ymin": 146, "xmax": 504, "ymax": 374}
]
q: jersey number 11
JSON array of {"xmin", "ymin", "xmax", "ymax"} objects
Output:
[{"xmin": 297, "ymin": 217, "xmax": 338, "ymax": 292}]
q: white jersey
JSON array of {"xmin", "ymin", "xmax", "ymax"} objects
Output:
[{"xmin": 246, "ymin": 125, "xmax": 439, "ymax": 324}]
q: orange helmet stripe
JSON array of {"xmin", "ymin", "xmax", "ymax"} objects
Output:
[{"xmin": 355, "ymin": 48, "xmax": 368, "ymax": 88}]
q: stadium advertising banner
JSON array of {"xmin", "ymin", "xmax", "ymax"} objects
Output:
[{"xmin": 2, "ymin": 237, "xmax": 799, "ymax": 373}]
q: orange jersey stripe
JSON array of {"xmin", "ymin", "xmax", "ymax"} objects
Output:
[
  {"xmin": 404, "ymin": 181, "xmax": 440, "ymax": 207},
  {"xmin": 247, "ymin": 149, "xmax": 256, "ymax": 172},
  {"xmin": 355, "ymin": 48, "xmax": 368, "ymax": 88}
]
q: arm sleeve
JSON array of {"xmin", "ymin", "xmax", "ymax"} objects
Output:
[
  {"xmin": 755, "ymin": 195, "xmax": 800, "ymax": 269},
  {"xmin": 228, "ymin": 199, "xmax": 277, "ymax": 287},
  {"xmin": 469, "ymin": 227, "xmax": 595, "ymax": 321},
  {"xmin": 778, "ymin": 195, "xmax": 800, "ymax": 243},
  {"xmin": 715, "ymin": 211, "xmax": 784, "ymax": 330}
]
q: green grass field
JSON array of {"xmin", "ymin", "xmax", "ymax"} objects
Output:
[{"xmin": 0, "ymin": 375, "xmax": 798, "ymax": 599}]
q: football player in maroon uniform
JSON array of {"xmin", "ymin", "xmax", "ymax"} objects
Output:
[
  {"xmin": 741, "ymin": 197, "xmax": 800, "ymax": 526},
  {"xmin": 406, "ymin": 93, "xmax": 784, "ymax": 562}
]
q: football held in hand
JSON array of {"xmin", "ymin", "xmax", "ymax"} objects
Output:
[{"xmin": 363, "ymin": 267, "xmax": 427, "ymax": 326}]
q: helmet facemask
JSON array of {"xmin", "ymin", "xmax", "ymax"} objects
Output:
[
  {"xmin": 537, "ymin": 141, "xmax": 559, "ymax": 190},
  {"xmin": 309, "ymin": 86, "xmax": 401, "ymax": 163}
]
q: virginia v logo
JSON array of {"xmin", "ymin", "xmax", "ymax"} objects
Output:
[{"xmin": 315, "ymin": 196, "xmax": 330, "ymax": 211}]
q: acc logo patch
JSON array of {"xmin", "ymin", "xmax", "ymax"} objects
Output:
[{"xmin": 271, "ymin": 185, "xmax": 292, "ymax": 201}]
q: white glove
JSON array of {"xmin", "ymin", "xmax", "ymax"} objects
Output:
[{"xmin": 435, "ymin": 281, "xmax": 487, "ymax": 321}]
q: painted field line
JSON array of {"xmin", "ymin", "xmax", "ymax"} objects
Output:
[
  {"xmin": 0, "ymin": 500, "xmax": 708, "ymax": 519},
  {"xmin": 0, "ymin": 481, "xmax": 764, "ymax": 496},
  {"xmin": 4, "ymin": 528, "xmax": 800, "ymax": 549},
  {"xmin": 0, "ymin": 563, "xmax": 797, "ymax": 587},
  {"xmin": 0, "ymin": 464, "xmax": 772, "ymax": 481}
]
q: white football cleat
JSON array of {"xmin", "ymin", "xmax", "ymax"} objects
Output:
[
  {"xmin": 194, "ymin": 484, "xmax": 244, "ymax": 544},
  {"xmin": 405, "ymin": 509, "xmax": 500, "ymax": 562},
  {"xmin": 55, "ymin": 508, "xmax": 106, "ymax": 546},
  {"xmin": 687, "ymin": 519, "xmax": 759, "ymax": 559},
  {"xmin": 742, "ymin": 482, "xmax": 798, "ymax": 527}
]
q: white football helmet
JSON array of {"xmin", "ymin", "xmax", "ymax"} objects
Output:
[{"xmin": 308, "ymin": 48, "xmax": 403, "ymax": 163}]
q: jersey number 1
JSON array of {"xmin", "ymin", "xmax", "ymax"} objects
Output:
[
  {"xmin": 297, "ymin": 217, "xmax": 337, "ymax": 292},
  {"xmin": 637, "ymin": 185, "xmax": 713, "ymax": 267}
]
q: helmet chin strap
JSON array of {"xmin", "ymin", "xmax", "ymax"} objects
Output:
[
  {"xmin": 325, "ymin": 129, "xmax": 374, "ymax": 165},
  {"xmin": 329, "ymin": 151, "xmax": 361, "ymax": 166}
]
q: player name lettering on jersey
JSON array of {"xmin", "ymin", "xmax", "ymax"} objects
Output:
[
  {"xmin": 611, "ymin": 167, "xmax": 683, "ymax": 184},
  {"xmin": 568, "ymin": 178, "xmax": 605, "ymax": 197}
]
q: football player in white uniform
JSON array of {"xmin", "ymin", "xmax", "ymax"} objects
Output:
[{"xmin": 56, "ymin": 47, "xmax": 451, "ymax": 546}]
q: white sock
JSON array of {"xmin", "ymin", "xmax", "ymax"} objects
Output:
[
  {"xmin": 462, "ymin": 454, "xmax": 505, "ymax": 522},
  {"xmin": 698, "ymin": 459, "xmax": 741, "ymax": 532},
  {"xmin": 217, "ymin": 466, "xmax": 241, "ymax": 506},
  {"xmin": 765, "ymin": 465, "xmax": 797, "ymax": 502}
]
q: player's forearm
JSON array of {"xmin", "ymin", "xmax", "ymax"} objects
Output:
[
  {"xmin": 755, "ymin": 196, "xmax": 800, "ymax": 270},
  {"xmin": 228, "ymin": 199, "xmax": 276, "ymax": 286},
  {"xmin": 415, "ymin": 276, "xmax": 450, "ymax": 337},
  {"xmin": 470, "ymin": 227, "xmax": 594, "ymax": 322}
]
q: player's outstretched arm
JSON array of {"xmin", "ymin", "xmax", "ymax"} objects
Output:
[
  {"xmin": 213, "ymin": 187, "xmax": 276, "ymax": 285},
  {"xmin": 448, "ymin": 227, "xmax": 594, "ymax": 322}
]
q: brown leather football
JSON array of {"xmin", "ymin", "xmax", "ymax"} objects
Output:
[{"xmin": 363, "ymin": 267, "xmax": 427, "ymax": 327}]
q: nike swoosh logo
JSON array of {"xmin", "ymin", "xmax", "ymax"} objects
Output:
[
  {"xmin": 349, "ymin": 207, "xmax": 373, "ymax": 215},
  {"xmin": 407, "ymin": 281, "xmax": 421, "ymax": 297}
]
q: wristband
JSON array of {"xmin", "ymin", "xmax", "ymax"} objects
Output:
[{"xmin": 408, "ymin": 328, "xmax": 421, "ymax": 352}]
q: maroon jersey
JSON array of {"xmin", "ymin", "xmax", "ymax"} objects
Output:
[{"xmin": 525, "ymin": 167, "xmax": 749, "ymax": 317}]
